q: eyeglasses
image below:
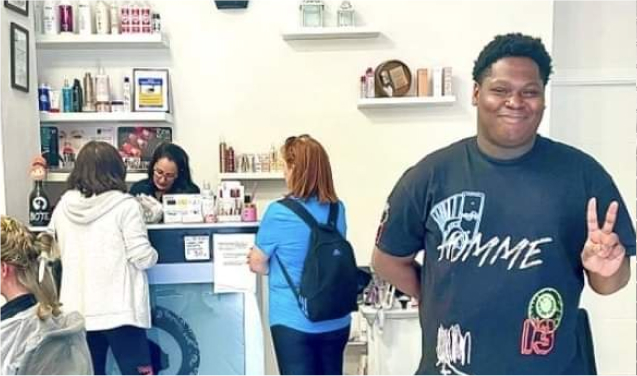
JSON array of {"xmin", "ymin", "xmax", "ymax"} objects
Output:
[{"xmin": 154, "ymin": 168, "xmax": 178, "ymax": 180}]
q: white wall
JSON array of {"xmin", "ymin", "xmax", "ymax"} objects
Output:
[
  {"xmin": 551, "ymin": 1, "xmax": 636, "ymax": 374},
  {"xmin": 0, "ymin": 4, "xmax": 40, "ymax": 221},
  {"xmin": 140, "ymin": 0, "xmax": 553, "ymax": 266}
]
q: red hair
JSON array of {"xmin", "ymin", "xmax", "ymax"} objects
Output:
[{"xmin": 282, "ymin": 135, "xmax": 338, "ymax": 203}]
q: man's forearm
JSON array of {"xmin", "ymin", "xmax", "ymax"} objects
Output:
[
  {"xmin": 587, "ymin": 256, "xmax": 631, "ymax": 295},
  {"xmin": 372, "ymin": 248, "xmax": 421, "ymax": 299}
]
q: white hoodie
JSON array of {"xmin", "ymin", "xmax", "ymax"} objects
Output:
[{"xmin": 48, "ymin": 190, "xmax": 158, "ymax": 331}]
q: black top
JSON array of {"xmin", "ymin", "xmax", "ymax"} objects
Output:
[
  {"xmin": 376, "ymin": 136, "xmax": 636, "ymax": 374},
  {"xmin": 1, "ymin": 294, "xmax": 37, "ymax": 321},
  {"xmin": 129, "ymin": 178, "xmax": 200, "ymax": 198}
]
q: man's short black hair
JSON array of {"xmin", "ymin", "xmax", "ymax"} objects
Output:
[{"xmin": 472, "ymin": 33, "xmax": 553, "ymax": 85}]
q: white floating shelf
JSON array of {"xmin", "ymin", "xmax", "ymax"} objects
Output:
[
  {"xmin": 282, "ymin": 27, "xmax": 380, "ymax": 41},
  {"xmin": 219, "ymin": 172, "xmax": 285, "ymax": 181},
  {"xmin": 40, "ymin": 112, "xmax": 174, "ymax": 124},
  {"xmin": 357, "ymin": 96, "xmax": 456, "ymax": 109},
  {"xmin": 46, "ymin": 171, "xmax": 146, "ymax": 183},
  {"xmin": 36, "ymin": 33, "xmax": 169, "ymax": 50}
]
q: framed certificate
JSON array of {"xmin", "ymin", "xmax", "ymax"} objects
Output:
[
  {"xmin": 133, "ymin": 68, "xmax": 170, "ymax": 112},
  {"xmin": 10, "ymin": 23, "xmax": 29, "ymax": 93},
  {"xmin": 4, "ymin": 0, "xmax": 28, "ymax": 16}
]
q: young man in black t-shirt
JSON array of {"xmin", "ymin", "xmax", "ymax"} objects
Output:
[{"xmin": 372, "ymin": 33, "xmax": 636, "ymax": 374}]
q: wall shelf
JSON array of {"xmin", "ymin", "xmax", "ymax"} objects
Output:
[
  {"xmin": 357, "ymin": 96, "xmax": 456, "ymax": 109},
  {"xmin": 36, "ymin": 33, "xmax": 170, "ymax": 50},
  {"xmin": 46, "ymin": 171, "xmax": 146, "ymax": 183},
  {"xmin": 40, "ymin": 112, "xmax": 174, "ymax": 124},
  {"xmin": 219, "ymin": 172, "xmax": 284, "ymax": 181},
  {"xmin": 282, "ymin": 27, "xmax": 380, "ymax": 41}
]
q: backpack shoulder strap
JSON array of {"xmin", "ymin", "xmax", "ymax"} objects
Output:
[
  {"xmin": 278, "ymin": 198, "xmax": 319, "ymax": 228},
  {"xmin": 327, "ymin": 202, "xmax": 339, "ymax": 228}
]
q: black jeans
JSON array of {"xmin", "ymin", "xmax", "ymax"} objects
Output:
[
  {"xmin": 86, "ymin": 325, "xmax": 153, "ymax": 375},
  {"xmin": 271, "ymin": 324, "xmax": 350, "ymax": 375}
]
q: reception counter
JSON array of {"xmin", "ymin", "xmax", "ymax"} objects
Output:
[
  {"xmin": 142, "ymin": 222, "xmax": 263, "ymax": 375},
  {"xmin": 33, "ymin": 222, "xmax": 264, "ymax": 375}
]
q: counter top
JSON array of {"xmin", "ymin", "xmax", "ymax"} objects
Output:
[
  {"xmin": 360, "ymin": 305, "xmax": 419, "ymax": 319},
  {"xmin": 30, "ymin": 222, "xmax": 260, "ymax": 233},
  {"xmin": 146, "ymin": 222, "xmax": 260, "ymax": 230}
]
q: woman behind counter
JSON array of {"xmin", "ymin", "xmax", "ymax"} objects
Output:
[{"xmin": 130, "ymin": 142, "xmax": 200, "ymax": 200}]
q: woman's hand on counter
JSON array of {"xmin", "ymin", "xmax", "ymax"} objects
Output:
[{"xmin": 247, "ymin": 246, "xmax": 269, "ymax": 275}]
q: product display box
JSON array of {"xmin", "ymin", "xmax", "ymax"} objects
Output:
[
  {"xmin": 45, "ymin": 126, "xmax": 115, "ymax": 171},
  {"xmin": 117, "ymin": 127, "xmax": 172, "ymax": 172},
  {"xmin": 163, "ymin": 194, "xmax": 203, "ymax": 224}
]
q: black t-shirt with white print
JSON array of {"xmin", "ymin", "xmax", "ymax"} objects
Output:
[{"xmin": 376, "ymin": 135, "xmax": 636, "ymax": 375}]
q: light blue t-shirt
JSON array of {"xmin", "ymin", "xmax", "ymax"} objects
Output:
[{"xmin": 256, "ymin": 196, "xmax": 351, "ymax": 333}]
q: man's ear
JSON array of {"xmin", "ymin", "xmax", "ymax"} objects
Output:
[{"xmin": 471, "ymin": 82, "xmax": 480, "ymax": 106}]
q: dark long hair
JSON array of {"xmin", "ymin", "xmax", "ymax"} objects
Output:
[
  {"xmin": 67, "ymin": 141, "xmax": 127, "ymax": 197},
  {"xmin": 147, "ymin": 142, "xmax": 196, "ymax": 192}
]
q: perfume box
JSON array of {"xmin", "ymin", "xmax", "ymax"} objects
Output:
[
  {"xmin": 443, "ymin": 67, "xmax": 453, "ymax": 96},
  {"xmin": 432, "ymin": 67, "xmax": 443, "ymax": 97},
  {"xmin": 417, "ymin": 69, "xmax": 429, "ymax": 97}
]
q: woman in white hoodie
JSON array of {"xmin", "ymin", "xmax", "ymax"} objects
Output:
[{"xmin": 48, "ymin": 141, "xmax": 158, "ymax": 375}]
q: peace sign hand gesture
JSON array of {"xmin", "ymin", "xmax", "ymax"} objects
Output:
[{"xmin": 581, "ymin": 198, "xmax": 626, "ymax": 277}]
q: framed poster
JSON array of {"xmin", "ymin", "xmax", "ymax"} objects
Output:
[
  {"xmin": 4, "ymin": 0, "xmax": 28, "ymax": 16},
  {"xmin": 133, "ymin": 68, "xmax": 170, "ymax": 112},
  {"xmin": 10, "ymin": 22, "xmax": 29, "ymax": 92}
]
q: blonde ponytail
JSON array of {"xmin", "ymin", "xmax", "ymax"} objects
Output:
[{"xmin": 1, "ymin": 216, "xmax": 62, "ymax": 319}]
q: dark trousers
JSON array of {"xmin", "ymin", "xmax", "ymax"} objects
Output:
[
  {"xmin": 86, "ymin": 325, "xmax": 153, "ymax": 375},
  {"xmin": 271, "ymin": 324, "xmax": 350, "ymax": 375}
]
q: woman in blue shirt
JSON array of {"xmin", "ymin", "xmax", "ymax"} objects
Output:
[{"xmin": 248, "ymin": 134, "xmax": 351, "ymax": 375}]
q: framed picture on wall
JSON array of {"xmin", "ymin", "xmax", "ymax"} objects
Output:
[
  {"xmin": 4, "ymin": 0, "xmax": 28, "ymax": 16},
  {"xmin": 10, "ymin": 22, "xmax": 29, "ymax": 93},
  {"xmin": 133, "ymin": 68, "xmax": 171, "ymax": 112}
]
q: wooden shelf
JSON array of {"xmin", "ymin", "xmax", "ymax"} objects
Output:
[
  {"xmin": 219, "ymin": 172, "xmax": 285, "ymax": 181},
  {"xmin": 40, "ymin": 112, "xmax": 174, "ymax": 124},
  {"xmin": 357, "ymin": 96, "xmax": 456, "ymax": 109},
  {"xmin": 282, "ymin": 27, "xmax": 380, "ymax": 41},
  {"xmin": 46, "ymin": 171, "xmax": 146, "ymax": 183},
  {"xmin": 36, "ymin": 33, "xmax": 169, "ymax": 50}
]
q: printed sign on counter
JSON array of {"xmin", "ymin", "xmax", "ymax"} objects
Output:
[
  {"xmin": 184, "ymin": 235, "xmax": 211, "ymax": 261},
  {"xmin": 213, "ymin": 233, "xmax": 256, "ymax": 293}
]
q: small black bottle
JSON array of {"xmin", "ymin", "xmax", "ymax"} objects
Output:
[
  {"xmin": 72, "ymin": 78, "xmax": 83, "ymax": 112},
  {"xmin": 29, "ymin": 180, "xmax": 52, "ymax": 226}
]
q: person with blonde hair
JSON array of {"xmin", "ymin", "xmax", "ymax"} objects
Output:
[
  {"xmin": 49, "ymin": 141, "xmax": 158, "ymax": 375},
  {"xmin": 248, "ymin": 134, "xmax": 352, "ymax": 375},
  {"xmin": 1, "ymin": 215, "xmax": 93, "ymax": 375}
]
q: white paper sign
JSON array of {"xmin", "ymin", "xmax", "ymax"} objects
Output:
[
  {"xmin": 213, "ymin": 233, "xmax": 256, "ymax": 293},
  {"xmin": 184, "ymin": 236, "xmax": 211, "ymax": 261}
]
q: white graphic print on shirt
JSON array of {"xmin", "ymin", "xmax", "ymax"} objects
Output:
[
  {"xmin": 436, "ymin": 324, "xmax": 472, "ymax": 375},
  {"xmin": 431, "ymin": 192, "xmax": 553, "ymax": 270}
]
